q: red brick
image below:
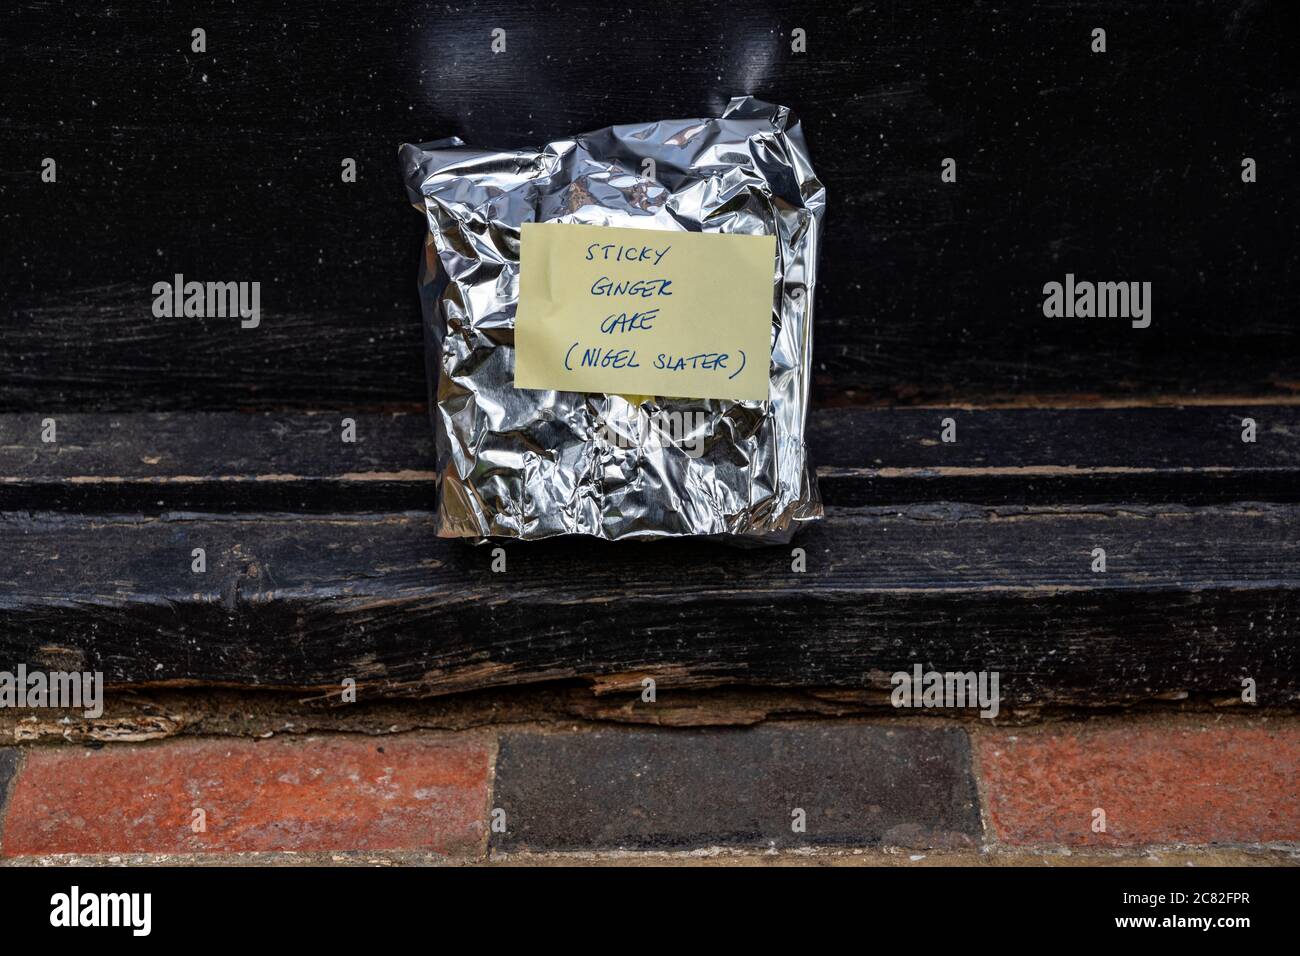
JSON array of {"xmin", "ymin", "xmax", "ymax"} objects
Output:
[
  {"xmin": 975, "ymin": 723, "xmax": 1300, "ymax": 846},
  {"xmin": 1, "ymin": 735, "xmax": 489, "ymax": 857}
]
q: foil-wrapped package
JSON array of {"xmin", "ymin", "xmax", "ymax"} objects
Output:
[{"xmin": 400, "ymin": 96, "xmax": 824, "ymax": 542}]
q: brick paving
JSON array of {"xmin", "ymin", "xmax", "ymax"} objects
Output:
[{"xmin": 1, "ymin": 717, "xmax": 1297, "ymax": 861}]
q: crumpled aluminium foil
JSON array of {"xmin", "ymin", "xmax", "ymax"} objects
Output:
[{"xmin": 400, "ymin": 96, "xmax": 824, "ymax": 542}]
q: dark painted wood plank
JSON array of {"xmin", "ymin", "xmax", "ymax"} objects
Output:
[
  {"xmin": 3, "ymin": 0, "xmax": 1296, "ymax": 409},
  {"xmin": 0, "ymin": 411, "xmax": 435, "ymax": 512},
  {"xmin": 1, "ymin": 405, "xmax": 1296, "ymax": 510},
  {"xmin": 812, "ymin": 402, "xmax": 1300, "ymax": 506},
  {"xmin": 1, "ymin": 504, "xmax": 1295, "ymax": 703}
]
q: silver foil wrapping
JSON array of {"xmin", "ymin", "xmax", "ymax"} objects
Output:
[{"xmin": 400, "ymin": 96, "xmax": 824, "ymax": 541}]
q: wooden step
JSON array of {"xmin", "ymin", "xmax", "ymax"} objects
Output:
[
  {"xmin": 2, "ymin": 502, "xmax": 1295, "ymax": 703},
  {"xmin": 2, "ymin": 404, "xmax": 1297, "ymax": 511}
]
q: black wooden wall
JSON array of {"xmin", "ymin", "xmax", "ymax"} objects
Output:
[
  {"xmin": 1, "ymin": 1, "xmax": 1297, "ymax": 706},
  {"xmin": 4, "ymin": 0, "xmax": 1297, "ymax": 410}
]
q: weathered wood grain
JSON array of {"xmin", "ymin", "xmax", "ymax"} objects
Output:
[
  {"xmin": 2, "ymin": 405, "xmax": 1296, "ymax": 510},
  {"xmin": 3, "ymin": 2, "xmax": 1296, "ymax": 716},
  {"xmin": 1, "ymin": 504, "xmax": 1295, "ymax": 703},
  {"xmin": 3, "ymin": 0, "xmax": 1296, "ymax": 409}
]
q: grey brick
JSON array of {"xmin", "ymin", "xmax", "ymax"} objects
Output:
[
  {"xmin": 0, "ymin": 749, "xmax": 19, "ymax": 847},
  {"xmin": 491, "ymin": 724, "xmax": 980, "ymax": 851}
]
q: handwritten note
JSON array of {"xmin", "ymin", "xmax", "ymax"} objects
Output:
[{"xmin": 514, "ymin": 223, "xmax": 775, "ymax": 401}]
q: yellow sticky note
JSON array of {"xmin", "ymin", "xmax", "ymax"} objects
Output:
[{"xmin": 514, "ymin": 223, "xmax": 775, "ymax": 401}]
